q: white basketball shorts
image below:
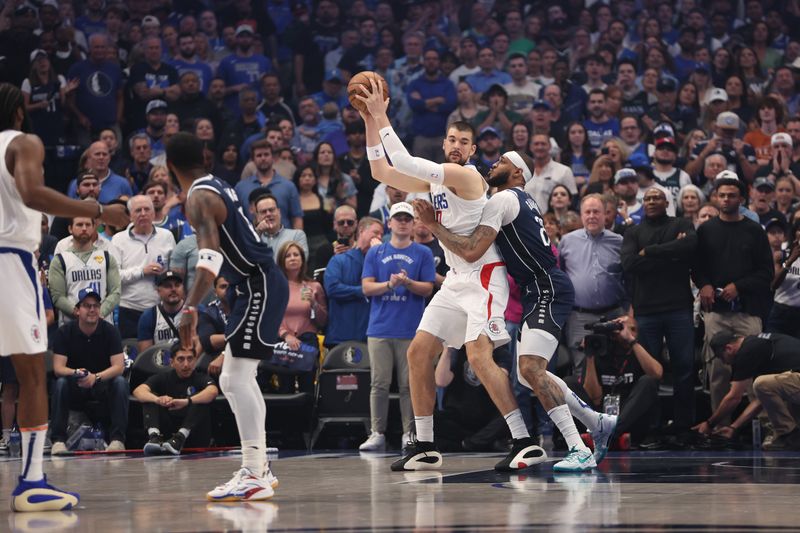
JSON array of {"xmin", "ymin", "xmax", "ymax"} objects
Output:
[
  {"xmin": 417, "ymin": 261, "xmax": 510, "ymax": 349},
  {"xmin": 0, "ymin": 249, "xmax": 48, "ymax": 356}
]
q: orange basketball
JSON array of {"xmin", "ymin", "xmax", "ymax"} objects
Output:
[{"xmin": 347, "ymin": 71, "xmax": 390, "ymax": 114}]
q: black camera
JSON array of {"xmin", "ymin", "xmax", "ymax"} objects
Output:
[{"xmin": 583, "ymin": 319, "xmax": 624, "ymax": 358}]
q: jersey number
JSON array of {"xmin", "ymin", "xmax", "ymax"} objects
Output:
[
  {"xmin": 434, "ymin": 210, "xmax": 443, "ymax": 223},
  {"xmin": 534, "ymin": 215, "xmax": 551, "ymax": 247}
]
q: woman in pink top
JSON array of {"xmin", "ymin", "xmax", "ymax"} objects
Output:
[{"xmin": 277, "ymin": 241, "xmax": 328, "ymax": 350}]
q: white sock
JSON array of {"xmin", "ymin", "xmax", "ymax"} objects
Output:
[
  {"xmin": 219, "ymin": 347, "xmax": 267, "ymax": 475},
  {"xmin": 547, "ymin": 371, "xmax": 601, "ymax": 433},
  {"xmin": 2, "ymin": 428, "xmax": 10, "ymax": 441},
  {"xmin": 241, "ymin": 438, "xmax": 265, "ymax": 475},
  {"xmin": 547, "ymin": 404, "xmax": 588, "ymax": 452},
  {"xmin": 20, "ymin": 425, "xmax": 47, "ymax": 481},
  {"xmin": 504, "ymin": 409, "xmax": 530, "ymax": 439},
  {"xmin": 178, "ymin": 428, "xmax": 190, "ymax": 438},
  {"xmin": 148, "ymin": 428, "xmax": 160, "ymax": 436},
  {"xmin": 415, "ymin": 416, "xmax": 433, "ymax": 443}
]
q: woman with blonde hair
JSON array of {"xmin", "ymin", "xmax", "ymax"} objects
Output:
[
  {"xmin": 602, "ymin": 137, "xmax": 629, "ymax": 171},
  {"xmin": 582, "ymin": 154, "xmax": 616, "ymax": 196}
]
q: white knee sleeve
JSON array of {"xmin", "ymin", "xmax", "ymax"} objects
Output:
[{"xmin": 379, "ymin": 126, "xmax": 445, "ymax": 185}]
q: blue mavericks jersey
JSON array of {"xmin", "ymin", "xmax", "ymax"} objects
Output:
[
  {"xmin": 497, "ymin": 188, "xmax": 558, "ymax": 285},
  {"xmin": 187, "ymin": 175, "xmax": 275, "ymax": 285}
]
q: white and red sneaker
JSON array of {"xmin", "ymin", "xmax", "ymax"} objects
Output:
[{"xmin": 206, "ymin": 467, "xmax": 274, "ymax": 502}]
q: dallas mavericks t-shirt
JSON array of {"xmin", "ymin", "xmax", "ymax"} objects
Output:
[{"xmin": 362, "ymin": 241, "xmax": 436, "ymax": 339}]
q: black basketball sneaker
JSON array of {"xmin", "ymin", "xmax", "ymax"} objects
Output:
[
  {"xmin": 494, "ymin": 436, "xmax": 547, "ymax": 471},
  {"xmin": 390, "ymin": 440, "xmax": 443, "ymax": 471}
]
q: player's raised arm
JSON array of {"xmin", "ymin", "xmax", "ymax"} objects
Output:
[
  {"xmin": 178, "ymin": 189, "xmax": 226, "ymax": 349},
  {"xmin": 362, "ymin": 109, "xmax": 430, "ymax": 193},
  {"xmin": 358, "ymin": 79, "xmax": 484, "ymax": 199},
  {"xmin": 413, "ymin": 199, "xmax": 497, "ymax": 263}
]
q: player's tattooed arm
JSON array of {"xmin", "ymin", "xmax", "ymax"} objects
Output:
[
  {"xmin": 431, "ymin": 224, "xmax": 498, "ymax": 264},
  {"xmin": 412, "ymin": 199, "xmax": 497, "ymax": 262}
]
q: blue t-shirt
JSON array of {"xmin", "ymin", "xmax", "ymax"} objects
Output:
[
  {"xmin": 217, "ymin": 53, "xmax": 273, "ymax": 112},
  {"xmin": 234, "ymin": 173, "xmax": 302, "ymax": 228},
  {"xmin": 362, "ymin": 242, "xmax": 435, "ymax": 339},
  {"xmin": 66, "ymin": 60, "xmax": 124, "ymax": 130},
  {"xmin": 583, "ymin": 118, "xmax": 621, "ymax": 152},
  {"xmin": 67, "ymin": 172, "xmax": 133, "ymax": 203},
  {"xmin": 169, "ymin": 58, "xmax": 214, "ymax": 94}
]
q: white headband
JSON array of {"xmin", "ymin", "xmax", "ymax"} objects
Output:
[{"xmin": 503, "ymin": 151, "xmax": 532, "ymax": 182}]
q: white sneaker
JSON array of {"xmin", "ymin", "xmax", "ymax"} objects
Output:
[
  {"xmin": 553, "ymin": 447, "xmax": 597, "ymax": 472},
  {"xmin": 0, "ymin": 435, "xmax": 8, "ymax": 454},
  {"xmin": 206, "ymin": 467, "xmax": 274, "ymax": 502},
  {"xmin": 590, "ymin": 414, "xmax": 617, "ymax": 464},
  {"xmin": 265, "ymin": 467, "xmax": 279, "ymax": 489},
  {"xmin": 106, "ymin": 440, "xmax": 125, "ymax": 452},
  {"xmin": 51, "ymin": 441, "xmax": 68, "ymax": 456},
  {"xmin": 359, "ymin": 432, "xmax": 386, "ymax": 451}
]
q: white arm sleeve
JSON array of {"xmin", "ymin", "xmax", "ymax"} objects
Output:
[
  {"xmin": 379, "ymin": 126, "xmax": 445, "ymax": 185},
  {"xmin": 480, "ymin": 191, "xmax": 521, "ymax": 232}
]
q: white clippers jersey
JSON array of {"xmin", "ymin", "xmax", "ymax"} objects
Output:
[
  {"xmin": 0, "ymin": 130, "xmax": 40, "ymax": 252},
  {"xmin": 429, "ymin": 165, "xmax": 502, "ymax": 272}
]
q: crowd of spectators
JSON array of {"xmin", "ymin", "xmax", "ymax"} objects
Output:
[{"xmin": 2, "ymin": 0, "xmax": 800, "ymax": 453}]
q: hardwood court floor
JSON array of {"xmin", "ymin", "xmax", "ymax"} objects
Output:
[{"xmin": 2, "ymin": 450, "xmax": 799, "ymax": 531}]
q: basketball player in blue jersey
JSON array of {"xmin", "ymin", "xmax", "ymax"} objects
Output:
[
  {"xmin": 0, "ymin": 83, "xmax": 129, "ymax": 511},
  {"xmin": 414, "ymin": 152, "xmax": 618, "ymax": 472},
  {"xmin": 356, "ymin": 79, "xmax": 545, "ymax": 472},
  {"xmin": 166, "ymin": 132, "xmax": 288, "ymax": 501}
]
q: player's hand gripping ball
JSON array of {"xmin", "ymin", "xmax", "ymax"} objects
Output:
[{"xmin": 347, "ymin": 71, "xmax": 390, "ymax": 114}]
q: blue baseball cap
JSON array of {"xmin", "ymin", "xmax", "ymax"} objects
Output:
[
  {"xmin": 532, "ymin": 99, "xmax": 553, "ymax": 111},
  {"xmin": 77, "ymin": 287, "xmax": 102, "ymax": 305}
]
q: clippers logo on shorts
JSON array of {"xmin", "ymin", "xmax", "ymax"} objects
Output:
[
  {"xmin": 487, "ymin": 319, "xmax": 503, "ymax": 336},
  {"xmin": 242, "ymin": 291, "xmax": 263, "ymax": 351},
  {"xmin": 30, "ymin": 325, "xmax": 41, "ymax": 343}
]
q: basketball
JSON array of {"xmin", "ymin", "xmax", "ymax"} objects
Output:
[{"xmin": 347, "ymin": 71, "xmax": 389, "ymax": 114}]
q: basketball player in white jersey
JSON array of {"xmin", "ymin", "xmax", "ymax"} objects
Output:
[
  {"xmin": 414, "ymin": 155, "xmax": 618, "ymax": 472},
  {"xmin": 0, "ymin": 83, "xmax": 128, "ymax": 511},
  {"xmin": 357, "ymin": 79, "xmax": 545, "ymax": 471}
]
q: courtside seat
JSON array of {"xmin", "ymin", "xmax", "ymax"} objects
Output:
[{"xmin": 309, "ymin": 341, "xmax": 371, "ymax": 450}]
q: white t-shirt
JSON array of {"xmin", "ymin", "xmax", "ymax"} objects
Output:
[{"xmin": 525, "ymin": 159, "xmax": 578, "ymax": 213}]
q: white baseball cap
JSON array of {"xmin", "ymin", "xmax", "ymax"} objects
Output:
[
  {"xmin": 708, "ymin": 87, "xmax": 728, "ymax": 103},
  {"xmin": 389, "ymin": 202, "xmax": 414, "ymax": 218},
  {"xmin": 772, "ymin": 132, "xmax": 793, "ymax": 147},
  {"xmin": 715, "ymin": 170, "xmax": 740, "ymax": 182}
]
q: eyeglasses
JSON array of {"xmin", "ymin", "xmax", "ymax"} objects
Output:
[{"xmin": 337, "ymin": 219, "xmax": 356, "ymax": 226}]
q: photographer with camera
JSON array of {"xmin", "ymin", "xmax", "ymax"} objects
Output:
[
  {"xmin": 621, "ymin": 187, "xmax": 697, "ymax": 431},
  {"xmin": 566, "ymin": 316, "xmax": 663, "ymax": 445}
]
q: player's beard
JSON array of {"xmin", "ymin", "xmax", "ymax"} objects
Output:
[
  {"xmin": 487, "ymin": 168, "xmax": 511, "ymax": 188},
  {"xmin": 447, "ymin": 150, "xmax": 467, "ymax": 164},
  {"xmin": 655, "ymin": 156, "xmax": 674, "ymax": 166}
]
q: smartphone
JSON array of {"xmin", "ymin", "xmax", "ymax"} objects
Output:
[
  {"xmin": 338, "ymin": 237, "xmax": 350, "ymax": 247},
  {"xmin": 601, "ymin": 147, "xmax": 610, "ymax": 156},
  {"xmin": 778, "ymin": 151, "xmax": 783, "ymax": 166}
]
